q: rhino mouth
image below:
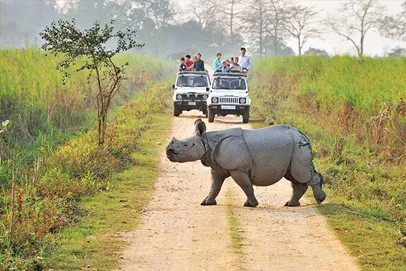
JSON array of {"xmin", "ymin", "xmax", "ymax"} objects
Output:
[{"xmin": 166, "ymin": 151, "xmax": 178, "ymax": 160}]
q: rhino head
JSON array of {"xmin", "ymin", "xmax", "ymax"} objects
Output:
[{"xmin": 166, "ymin": 119, "xmax": 207, "ymax": 163}]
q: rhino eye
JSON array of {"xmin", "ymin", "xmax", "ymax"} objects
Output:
[{"xmin": 191, "ymin": 142, "xmax": 196, "ymax": 147}]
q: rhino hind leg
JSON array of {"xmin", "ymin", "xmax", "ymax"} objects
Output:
[
  {"xmin": 230, "ymin": 170, "xmax": 258, "ymax": 207},
  {"xmin": 310, "ymin": 170, "xmax": 326, "ymax": 204},
  {"xmin": 284, "ymin": 171, "xmax": 308, "ymax": 207},
  {"xmin": 289, "ymin": 132, "xmax": 326, "ymax": 205}
]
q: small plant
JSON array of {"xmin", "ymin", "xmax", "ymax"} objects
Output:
[
  {"xmin": 0, "ymin": 120, "xmax": 12, "ymax": 159},
  {"xmin": 40, "ymin": 19, "xmax": 144, "ymax": 145}
]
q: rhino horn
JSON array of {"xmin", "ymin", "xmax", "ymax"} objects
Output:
[{"xmin": 194, "ymin": 119, "xmax": 206, "ymax": 136}]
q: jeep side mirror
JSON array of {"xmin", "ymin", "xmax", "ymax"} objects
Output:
[
  {"xmin": 206, "ymin": 87, "xmax": 210, "ymax": 91},
  {"xmin": 172, "ymin": 84, "xmax": 175, "ymax": 89}
]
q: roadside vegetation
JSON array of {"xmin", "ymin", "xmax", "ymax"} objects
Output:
[
  {"xmin": 0, "ymin": 47, "xmax": 172, "ymax": 270},
  {"xmin": 250, "ymin": 55, "xmax": 406, "ymax": 270}
]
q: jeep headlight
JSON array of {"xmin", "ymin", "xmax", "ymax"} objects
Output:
[
  {"xmin": 239, "ymin": 98, "xmax": 246, "ymax": 104},
  {"xmin": 212, "ymin": 97, "xmax": 218, "ymax": 103},
  {"xmin": 176, "ymin": 94, "xmax": 183, "ymax": 100},
  {"xmin": 203, "ymin": 94, "xmax": 208, "ymax": 100}
]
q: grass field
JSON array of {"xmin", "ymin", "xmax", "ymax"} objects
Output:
[
  {"xmin": 0, "ymin": 47, "xmax": 174, "ymax": 269},
  {"xmin": 250, "ymin": 55, "xmax": 406, "ymax": 270},
  {"xmin": 46, "ymin": 114, "xmax": 171, "ymax": 270},
  {"xmin": 0, "ymin": 47, "xmax": 169, "ymax": 186}
]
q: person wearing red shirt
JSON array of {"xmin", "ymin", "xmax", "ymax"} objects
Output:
[{"xmin": 185, "ymin": 54, "xmax": 194, "ymax": 70}]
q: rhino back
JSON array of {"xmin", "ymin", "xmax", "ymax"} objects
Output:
[{"xmin": 242, "ymin": 125, "xmax": 295, "ymax": 186}]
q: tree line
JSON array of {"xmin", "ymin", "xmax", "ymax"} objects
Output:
[{"xmin": 0, "ymin": 0, "xmax": 405, "ymax": 57}]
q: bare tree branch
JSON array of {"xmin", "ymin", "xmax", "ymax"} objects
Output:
[
  {"xmin": 285, "ymin": 5, "xmax": 321, "ymax": 56},
  {"xmin": 327, "ymin": 0, "xmax": 384, "ymax": 56}
]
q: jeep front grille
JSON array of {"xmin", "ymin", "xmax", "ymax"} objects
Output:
[{"xmin": 219, "ymin": 97, "xmax": 239, "ymax": 104}]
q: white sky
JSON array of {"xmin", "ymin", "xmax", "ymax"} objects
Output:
[{"xmin": 172, "ymin": 0, "xmax": 406, "ymax": 56}]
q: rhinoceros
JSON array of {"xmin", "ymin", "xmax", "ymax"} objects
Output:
[{"xmin": 166, "ymin": 119, "xmax": 326, "ymax": 207}]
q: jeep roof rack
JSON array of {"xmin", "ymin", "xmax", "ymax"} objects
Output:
[
  {"xmin": 178, "ymin": 71, "xmax": 209, "ymax": 75},
  {"xmin": 213, "ymin": 72, "xmax": 247, "ymax": 77}
]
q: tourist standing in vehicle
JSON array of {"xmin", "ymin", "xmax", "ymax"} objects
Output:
[
  {"xmin": 185, "ymin": 54, "xmax": 194, "ymax": 70},
  {"xmin": 194, "ymin": 53, "xmax": 205, "ymax": 71},
  {"xmin": 213, "ymin": 53, "xmax": 222, "ymax": 71},
  {"xmin": 179, "ymin": 57, "xmax": 187, "ymax": 71},
  {"xmin": 238, "ymin": 47, "xmax": 252, "ymax": 73}
]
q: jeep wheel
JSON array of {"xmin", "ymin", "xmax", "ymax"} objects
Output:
[
  {"xmin": 242, "ymin": 111, "xmax": 249, "ymax": 123},
  {"xmin": 202, "ymin": 108, "xmax": 208, "ymax": 118},
  {"xmin": 174, "ymin": 106, "xmax": 181, "ymax": 117},
  {"xmin": 208, "ymin": 109, "xmax": 215, "ymax": 123}
]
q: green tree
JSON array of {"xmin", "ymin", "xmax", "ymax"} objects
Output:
[
  {"xmin": 304, "ymin": 47, "xmax": 329, "ymax": 57},
  {"xmin": 40, "ymin": 19, "xmax": 144, "ymax": 145},
  {"xmin": 0, "ymin": 0, "xmax": 58, "ymax": 46},
  {"xmin": 386, "ymin": 47, "xmax": 406, "ymax": 57},
  {"xmin": 380, "ymin": 1, "xmax": 406, "ymax": 41}
]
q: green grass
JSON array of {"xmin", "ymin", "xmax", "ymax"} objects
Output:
[
  {"xmin": 225, "ymin": 189, "xmax": 245, "ymax": 255},
  {"xmin": 46, "ymin": 114, "xmax": 172, "ymax": 270},
  {"xmin": 0, "ymin": 47, "xmax": 170, "ymax": 187},
  {"xmin": 316, "ymin": 204, "xmax": 406, "ymax": 270},
  {"xmin": 249, "ymin": 55, "xmax": 406, "ymax": 270},
  {"xmin": 0, "ymin": 76, "xmax": 173, "ymax": 269}
]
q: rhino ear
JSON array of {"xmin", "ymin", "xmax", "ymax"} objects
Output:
[{"xmin": 194, "ymin": 119, "xmax": 206, "ymax": 136}]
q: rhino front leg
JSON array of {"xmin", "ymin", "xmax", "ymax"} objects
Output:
[
  {"xmin": 201, "ymin": 170, "xmax": 226, "ymax": 206},
  {"xmin": 230, "ymin": 170, "xmax": 258, "ymax": 207}
]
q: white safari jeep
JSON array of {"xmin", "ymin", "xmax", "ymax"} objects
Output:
[
  {"xmin": 172, "ymin": 71, "xmax": 210, "ymax": 117},
  {"xmin": 207, "ymin": 72, "xmax": 251, "ymax": 123}
]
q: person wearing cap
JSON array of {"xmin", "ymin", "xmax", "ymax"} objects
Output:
[
  {"xmin": 213, "ymin": 53, "xmax": 222, "ymax": 71},
  {"xmin": 238, "ymin": 47, "xmax": 252, "ymax": 72}
]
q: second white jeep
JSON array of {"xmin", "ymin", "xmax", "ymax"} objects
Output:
[{"xmin": 207, "ymin": 72, "xmax": 251, "ymax": 123}]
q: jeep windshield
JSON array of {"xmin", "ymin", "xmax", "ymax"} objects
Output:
[
  {"xmin": 212, "ymin": 77, "xmax": 246, "ymax": 90},
  {"xmin": 176, "ymin": 75, "xmax": 209, "ymax": 88}
]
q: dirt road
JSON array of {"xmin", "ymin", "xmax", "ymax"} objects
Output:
[{"xmin": 116, "ymin": 112, "xmax": 359, "ymax": 271}]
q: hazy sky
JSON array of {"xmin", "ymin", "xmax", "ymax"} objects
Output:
[{"xmin": 173, "ymin": 0, "xmax": 406, "ymax": 56}]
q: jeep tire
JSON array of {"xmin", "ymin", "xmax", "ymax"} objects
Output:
[
  {"xmin": 174, "ymin": 106, "xmax": 181, "ymax": 117},
  {"xmin": 242, "ymin": 110, "xmax": 249, "ymax": 123},
  {"xmin": 202, "ymin": 108, "xmax": 208, "ymax": 118},
  {"xmin": 208, "ymin": 109, "xmax": 215, "ymax": 123}
]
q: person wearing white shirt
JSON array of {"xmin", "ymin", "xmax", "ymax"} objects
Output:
[{"xmin": 238, "ymin": 47, "xmax": 252, "ymax": 73}]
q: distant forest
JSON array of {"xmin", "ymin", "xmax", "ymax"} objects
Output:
[{"xmin": 1, "ymin": 0, "xmax": 405, "ymax": 58}]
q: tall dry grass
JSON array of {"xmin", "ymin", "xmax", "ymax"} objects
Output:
[
  {"xmin": 252, "ymin": 55, "xmax": 406, "ymax": 160},
  {"xmin": 250, "ymin": 55, "xmax": 406, "ymax": 225},
  {"xmin": 0, "ymin": 47, "xmax": 170, "ymax": 185}
]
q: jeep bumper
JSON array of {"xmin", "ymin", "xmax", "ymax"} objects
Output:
[
  {"xmin": 208, "ymin": 104, "xmax": 250, "ymax": 115},
  {"xmin": 174, "ymin": 100, "xmax": 207, "ymax": 111}
]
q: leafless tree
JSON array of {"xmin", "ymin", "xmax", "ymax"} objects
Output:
[
  {"xmin": 326, "ymin": 0, "xmax": 384, "ymax": 57},
  {"xmin": 221, "ymin": 0, "xmax": 244, "ymax": 43},
  {"xmin": 267, "ymin": 0, "xmax": 289, "ymax": 55},
  {"xmin": 286, "ymin": 5, "xmax": 321, "ymax": 56},
  {"xmin": 380, "ymin": 0, "xmax": 406, "ymax": 41},
  {"xmin": 244, "ymin": 0, "xmax": 269, "ymax": 56},
  {"xmin": 188, "ymin": 0, "xmax": 220, "ymax": 29}
]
